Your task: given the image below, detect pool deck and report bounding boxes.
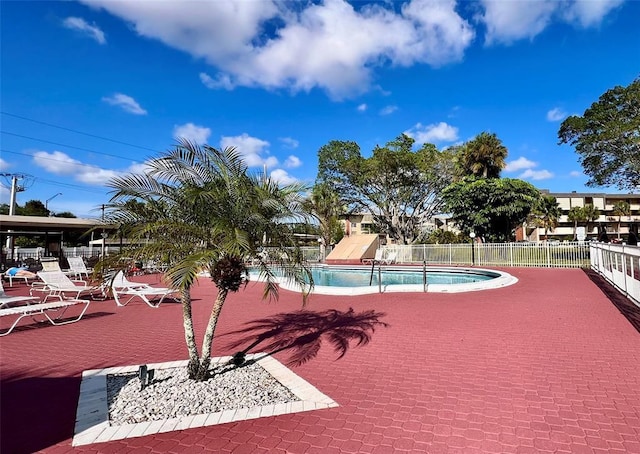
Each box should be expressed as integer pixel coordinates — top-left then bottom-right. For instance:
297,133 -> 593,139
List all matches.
2,267 -> 640,453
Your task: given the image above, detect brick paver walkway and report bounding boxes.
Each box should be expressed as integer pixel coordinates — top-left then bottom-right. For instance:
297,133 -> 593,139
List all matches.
2,268 -> 640,453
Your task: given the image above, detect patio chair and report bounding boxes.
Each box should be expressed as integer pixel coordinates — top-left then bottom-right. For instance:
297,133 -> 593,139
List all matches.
105,271 -> 180,308
67,256 -> 93,279
362,249 -> 384,265
40,257 -> 64,272
0,298 -> 91,336
380,252 -> 397,265
34,271 -> 102,300
2,266 -> 39,287
0,279 -> 39,308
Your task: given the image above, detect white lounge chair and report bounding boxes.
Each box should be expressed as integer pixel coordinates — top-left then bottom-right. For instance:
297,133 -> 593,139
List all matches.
40,258 -> 64,272
362,249 -> 384,265
0,298 -> 91,336
381,252 -> 397,265
0,279 -> 39,308
2,267 -> 39,287
106,271 -> 179,308
67,256 -> 93,279
34,271 -> 102,300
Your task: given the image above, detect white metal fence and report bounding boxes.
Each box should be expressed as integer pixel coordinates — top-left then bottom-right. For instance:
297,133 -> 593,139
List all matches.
384,242 -> 591,268
590,242 -> 640,307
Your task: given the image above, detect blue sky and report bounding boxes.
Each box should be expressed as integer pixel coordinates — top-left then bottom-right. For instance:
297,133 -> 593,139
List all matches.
1,0 -> 638,218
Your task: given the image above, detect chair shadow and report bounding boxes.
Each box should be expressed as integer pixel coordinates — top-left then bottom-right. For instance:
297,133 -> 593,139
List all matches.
220,307 -> 389,368
1,311 -> 114,335
582,268 -> 640,333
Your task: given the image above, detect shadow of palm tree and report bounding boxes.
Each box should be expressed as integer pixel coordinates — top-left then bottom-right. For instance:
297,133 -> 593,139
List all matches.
222,308 -> 388,367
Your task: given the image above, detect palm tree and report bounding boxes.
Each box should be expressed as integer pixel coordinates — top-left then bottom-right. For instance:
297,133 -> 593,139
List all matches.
457,132 -> 508,179
530,195 -> 562,240
612,201 -> 631,239
304,184 -> 344,258
567,206 -> 586,240
104,140 -> 313,381
582,204 -> 601,238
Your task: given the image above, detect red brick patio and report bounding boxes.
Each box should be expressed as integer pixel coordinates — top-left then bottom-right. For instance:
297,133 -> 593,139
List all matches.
2,268 -> 640,453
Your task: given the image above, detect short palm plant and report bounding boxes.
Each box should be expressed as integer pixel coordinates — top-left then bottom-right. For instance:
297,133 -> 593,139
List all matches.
104,140 -> 313,381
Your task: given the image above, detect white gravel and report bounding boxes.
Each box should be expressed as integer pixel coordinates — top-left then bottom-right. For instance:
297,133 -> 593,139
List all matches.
107,360 -> 300,425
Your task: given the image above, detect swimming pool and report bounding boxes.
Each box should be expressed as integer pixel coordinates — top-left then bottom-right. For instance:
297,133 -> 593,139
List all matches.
250,265 -> 518,295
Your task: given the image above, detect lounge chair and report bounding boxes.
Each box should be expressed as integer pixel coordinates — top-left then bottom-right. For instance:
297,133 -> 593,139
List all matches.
40,258 -> 64,272
0,298 -> 91,336
67,256 -> 93,279
0,279 -> 39,308
34,271 -> 102,300
2,266 -> 39,287
362,249 -> 384,265
106,271 -> 180,308
380,252 -> 397,265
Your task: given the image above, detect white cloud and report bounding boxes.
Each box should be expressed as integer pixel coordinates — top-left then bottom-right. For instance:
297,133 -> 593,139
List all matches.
504,155 -> 553,180
284,155 -> 302,168
270,168 -> 298,185
0,158 -> 9,171
505,156 -> 537,172
31,150 -> 145,185
405,121 -> 459,144
357,103 -> 367,112
380,105 -> 398,116
546,107 -> 567,122
519,169 -> 554,180
569,170 -> 583,177
62,16 -> 106,44
220,133 -> 273,168
563,0 -> 624,27
102,93 -> 147,115
200,72 -> 234,90
80,0 -> 474,99
173,123 -> 211,145
478,0 -> 623,45
279,137 -> 299,149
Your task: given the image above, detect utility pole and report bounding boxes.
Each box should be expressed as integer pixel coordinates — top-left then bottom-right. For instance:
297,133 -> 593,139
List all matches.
2,174 -> 26,254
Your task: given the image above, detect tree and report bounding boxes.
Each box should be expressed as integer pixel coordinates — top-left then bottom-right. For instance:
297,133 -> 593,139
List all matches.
53,211 -> 77,218
317,134 -> 456,244
529,195 -> 562,240
612,201 -> 631,239
441,177 -> 541,242
558,78 -> 640,190
304,184 -> 344,254
582,204 -> 601,237
567,206 -> 586,240
456,132 -> 507,179
105,140 -> 313,381
17,200 -> 48,216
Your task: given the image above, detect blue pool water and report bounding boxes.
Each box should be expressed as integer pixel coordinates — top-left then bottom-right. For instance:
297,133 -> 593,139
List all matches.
251,266 -> 498,288
308,267 -> 496,287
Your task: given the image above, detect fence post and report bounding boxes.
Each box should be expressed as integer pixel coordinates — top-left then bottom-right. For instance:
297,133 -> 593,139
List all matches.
509,242 -> 514,267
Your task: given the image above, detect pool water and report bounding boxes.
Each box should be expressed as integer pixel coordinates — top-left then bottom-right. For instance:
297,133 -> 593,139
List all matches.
309,267 -> 495,287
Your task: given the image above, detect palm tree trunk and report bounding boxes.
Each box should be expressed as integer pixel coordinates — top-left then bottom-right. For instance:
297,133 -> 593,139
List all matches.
180,288 -> 200,379
618,217 -> 621,239
195,288 -> 228,381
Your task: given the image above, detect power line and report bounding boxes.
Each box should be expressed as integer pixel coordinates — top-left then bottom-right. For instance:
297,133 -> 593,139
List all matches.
0,149 -> 126,171
1,111 -> 158,152
35,177 -> 109,194
1,130 -> 145,163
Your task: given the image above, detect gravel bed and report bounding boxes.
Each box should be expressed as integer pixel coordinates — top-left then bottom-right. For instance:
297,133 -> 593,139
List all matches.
107,361 -> 300,424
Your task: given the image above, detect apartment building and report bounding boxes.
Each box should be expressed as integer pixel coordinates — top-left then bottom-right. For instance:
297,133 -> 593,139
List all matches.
521,191 -> 640,241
